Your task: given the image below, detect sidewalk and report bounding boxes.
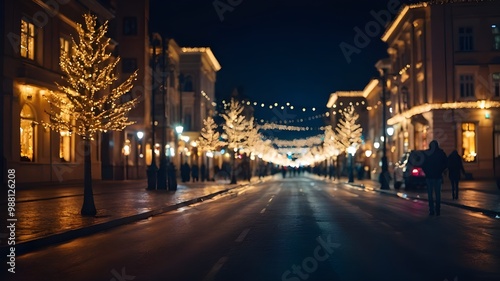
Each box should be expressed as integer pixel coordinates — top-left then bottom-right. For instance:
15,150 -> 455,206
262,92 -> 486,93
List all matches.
1,177 -> 270,255
312,174 -> 500,217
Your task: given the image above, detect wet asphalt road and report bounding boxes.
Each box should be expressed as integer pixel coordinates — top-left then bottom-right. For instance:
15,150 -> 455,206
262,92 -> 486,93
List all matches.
10,177 -> 500,281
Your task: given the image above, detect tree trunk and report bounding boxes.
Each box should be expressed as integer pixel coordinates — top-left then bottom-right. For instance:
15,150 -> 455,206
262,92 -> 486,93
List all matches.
230,150 -> 237,184
206,155 -> 210,181
81,138 -> 97,216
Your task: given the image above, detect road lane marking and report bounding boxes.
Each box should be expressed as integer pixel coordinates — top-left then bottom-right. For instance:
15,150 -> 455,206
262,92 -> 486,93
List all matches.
235,228 -> 250,242
260,208 -> 266,214
202,257 -> 228,281
268,197 -> 273,203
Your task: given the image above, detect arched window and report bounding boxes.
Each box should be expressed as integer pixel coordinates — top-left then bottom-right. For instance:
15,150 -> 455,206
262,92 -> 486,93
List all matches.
59,112 -> 73,162
20,104 -> 36,161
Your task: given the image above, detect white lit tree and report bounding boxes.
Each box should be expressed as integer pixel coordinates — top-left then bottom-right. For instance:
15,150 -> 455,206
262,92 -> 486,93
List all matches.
220,98 -> 252,184
335,106 -> 363,153
323,125 -> 340,157
198,116 -> 226,180
335,105 -> 362,182
43,13 -> 139,216
240,117 -> 260,154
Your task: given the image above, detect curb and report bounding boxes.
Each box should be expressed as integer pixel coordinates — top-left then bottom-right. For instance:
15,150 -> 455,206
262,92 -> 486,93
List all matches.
344,182 -> 500,217
2,183 -> 250,256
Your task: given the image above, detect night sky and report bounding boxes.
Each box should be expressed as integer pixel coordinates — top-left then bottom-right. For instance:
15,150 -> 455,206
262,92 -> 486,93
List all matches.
149,0 -> 417,139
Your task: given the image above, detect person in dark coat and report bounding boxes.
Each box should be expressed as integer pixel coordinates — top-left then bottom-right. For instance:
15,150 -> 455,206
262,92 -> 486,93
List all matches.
200,163 -> 206,182
191,163 -> 199,182
181,162 -> 190,182
447,150 -> 466,200
421,140 -> 448,216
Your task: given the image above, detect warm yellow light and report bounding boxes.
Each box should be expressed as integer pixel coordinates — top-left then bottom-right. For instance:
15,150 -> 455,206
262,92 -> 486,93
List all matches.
122,140 -> 131,156
365,150 -> 373,157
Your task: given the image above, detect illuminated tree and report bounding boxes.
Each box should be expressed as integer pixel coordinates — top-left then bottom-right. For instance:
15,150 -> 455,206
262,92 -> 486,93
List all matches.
335,105 -> 362,182
335,105 -> 362,153
240,118 -> 260,154
198,116 -> 226,180
199,116 -> 225,153
323,125 -> 340,157
43,13 -> 139,216
220,98 -> 252,183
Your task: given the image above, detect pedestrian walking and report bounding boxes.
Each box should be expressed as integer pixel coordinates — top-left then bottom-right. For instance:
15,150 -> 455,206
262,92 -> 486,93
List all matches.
447,150 -> 466,200
421,140 -> 448,216
181,162 -> 191,182
200,163 -> 206,182
191,163 -> 199,182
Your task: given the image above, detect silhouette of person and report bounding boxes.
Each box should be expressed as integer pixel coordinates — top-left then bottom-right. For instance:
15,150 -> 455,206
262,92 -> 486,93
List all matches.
191,163 -> 199,182
181,162 -> 190,182
421,140 -> 448,216
447,150 -> 466,200
200,163 -> 206,182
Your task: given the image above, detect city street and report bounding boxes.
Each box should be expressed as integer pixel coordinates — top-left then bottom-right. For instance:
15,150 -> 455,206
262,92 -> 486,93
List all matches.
10,177 -> 500,281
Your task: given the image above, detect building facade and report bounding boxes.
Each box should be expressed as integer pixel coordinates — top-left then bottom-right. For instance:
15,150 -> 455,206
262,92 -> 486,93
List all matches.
2,0 -> 120,184
101,0 -> 150,180
378,1 -> 500,179
1,0 -> 224,185
177,47 -> 221,175
326,91 -> 369,178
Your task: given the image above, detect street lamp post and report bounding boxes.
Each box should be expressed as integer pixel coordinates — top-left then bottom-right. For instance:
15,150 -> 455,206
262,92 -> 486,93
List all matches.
147,34 -> 161,190
230,148 -> 238,184
175,125 -> 184,169
378,68 -> 391,190
122,139 -> 131,180
347,145 -> 357,183
136,131 -> 143,179
157,37 -> 169,190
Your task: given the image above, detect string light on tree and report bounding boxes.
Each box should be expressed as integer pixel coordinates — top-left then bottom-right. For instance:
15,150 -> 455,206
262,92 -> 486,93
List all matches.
220,98 -> 254,184
42,13 -> 139,216
198,116 -> 226,181
335,105 -> 363,154
334,105 -> 362,183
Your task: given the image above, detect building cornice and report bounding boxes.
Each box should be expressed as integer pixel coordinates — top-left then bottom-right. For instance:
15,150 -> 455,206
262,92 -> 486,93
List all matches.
33,0 -> 77,29
327,91 -> 364,108
181,47 -> 221,71
362,79 -> 380,99
381,3 -> 428,42
387,100 -> 498,125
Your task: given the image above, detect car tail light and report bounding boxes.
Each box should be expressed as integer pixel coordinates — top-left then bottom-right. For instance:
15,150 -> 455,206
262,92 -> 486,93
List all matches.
411,167 -> 425,177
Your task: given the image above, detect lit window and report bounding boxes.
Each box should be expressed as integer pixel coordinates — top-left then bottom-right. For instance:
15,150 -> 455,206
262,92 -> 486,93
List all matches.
458,27 -> 473,51
492,24 -> 500,50
20,20 -> 35,60
462,123 -> 477,162
493,73 -> 500,97
20,104 -> 36,161
58,111 -> 74,162
459,74 -> 475,98
59,131 -> 71,162
60,36 -> 70,58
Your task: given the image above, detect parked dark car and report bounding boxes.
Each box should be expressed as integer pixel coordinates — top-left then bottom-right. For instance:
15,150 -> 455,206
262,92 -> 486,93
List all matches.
394,150 -> 427,190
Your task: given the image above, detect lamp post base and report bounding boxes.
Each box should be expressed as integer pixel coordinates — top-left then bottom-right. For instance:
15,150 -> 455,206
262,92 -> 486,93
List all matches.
230,174 -> 237,184
379,156 -> 390,190
379,172 -> 391,189
157,158 -> 168,190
